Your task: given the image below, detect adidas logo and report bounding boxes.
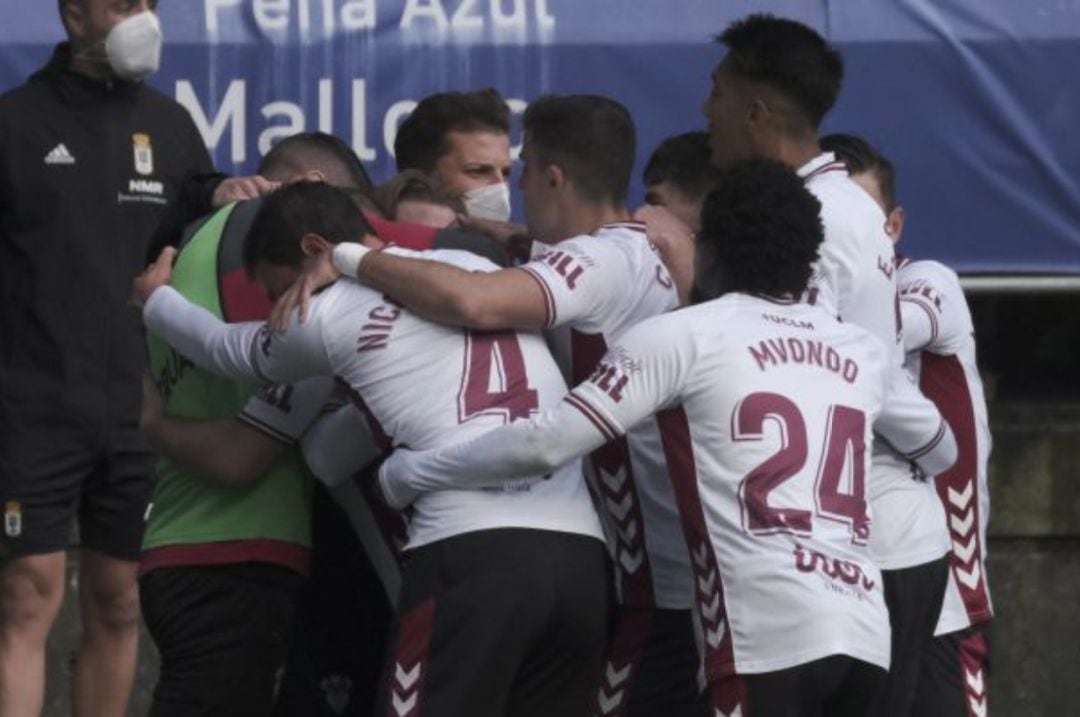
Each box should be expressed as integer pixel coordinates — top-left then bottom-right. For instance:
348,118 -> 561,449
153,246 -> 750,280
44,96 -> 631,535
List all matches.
44,143 -> 76,165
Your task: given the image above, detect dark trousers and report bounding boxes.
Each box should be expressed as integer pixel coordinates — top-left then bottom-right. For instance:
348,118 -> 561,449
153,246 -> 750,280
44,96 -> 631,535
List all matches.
873,555 -> 951,717
377,528 -> 611,717
140,563 -> 302,717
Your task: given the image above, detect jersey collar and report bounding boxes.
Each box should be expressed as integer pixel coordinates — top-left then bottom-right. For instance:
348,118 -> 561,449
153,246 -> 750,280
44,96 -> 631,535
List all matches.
797,152 -> 847,182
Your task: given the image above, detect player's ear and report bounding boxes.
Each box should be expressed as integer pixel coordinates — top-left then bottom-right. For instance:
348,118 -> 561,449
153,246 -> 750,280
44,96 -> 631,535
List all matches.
885,206 -> 905,244
545,164 -> 565,192
60,0 -> 88,42
299,232 -> 332,256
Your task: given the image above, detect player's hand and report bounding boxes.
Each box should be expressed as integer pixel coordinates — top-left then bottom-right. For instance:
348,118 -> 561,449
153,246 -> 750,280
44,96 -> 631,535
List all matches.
211,175 -> 280,208
131,246 -> 178,309
269,250 -> 341,331
139,372 -> 164,436
633,204 -> 695,305
456,214 -> 532,261
376,452 -> 421,510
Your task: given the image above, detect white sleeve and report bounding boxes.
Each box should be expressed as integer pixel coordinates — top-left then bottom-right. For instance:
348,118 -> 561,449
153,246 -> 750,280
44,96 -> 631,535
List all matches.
518,238 -> 617,329
378,315 -> 693,508
238,376 -> 336,445
143,286 -> 333,385
899,263 -> 968,354
874,364 -> 958,475
300,404 -> 381,487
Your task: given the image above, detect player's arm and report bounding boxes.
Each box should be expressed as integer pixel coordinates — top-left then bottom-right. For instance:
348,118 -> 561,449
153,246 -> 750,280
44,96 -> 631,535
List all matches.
899,263 -> 966,354
378,316 -> 693,508
141,376 -> 337,486
341,244 -> 548,330
142,285 -> 332,385
300,403 -> 382,488
874,364 -> 958,476
634,204 -> 695,306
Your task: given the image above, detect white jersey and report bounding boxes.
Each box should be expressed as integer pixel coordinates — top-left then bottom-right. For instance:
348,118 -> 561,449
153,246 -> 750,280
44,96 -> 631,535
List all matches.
143,247 -> 603,551
800,152 -> 949,569
238,376 -> 336,445
521,222 -> 691,609
899,259 -> 993,633
381,294 -> 955,677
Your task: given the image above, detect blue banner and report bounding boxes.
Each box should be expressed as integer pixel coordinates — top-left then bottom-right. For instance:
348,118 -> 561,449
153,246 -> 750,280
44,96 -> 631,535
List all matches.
3,0 -> 1079,273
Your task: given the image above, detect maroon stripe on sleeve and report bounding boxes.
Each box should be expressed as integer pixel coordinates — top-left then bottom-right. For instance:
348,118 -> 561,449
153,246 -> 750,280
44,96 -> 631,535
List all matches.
520,265 -> 557,328
565,393 -> 619,442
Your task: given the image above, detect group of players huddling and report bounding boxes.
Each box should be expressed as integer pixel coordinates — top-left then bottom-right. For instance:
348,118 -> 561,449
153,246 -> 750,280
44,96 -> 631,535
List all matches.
131,13 -> 993,717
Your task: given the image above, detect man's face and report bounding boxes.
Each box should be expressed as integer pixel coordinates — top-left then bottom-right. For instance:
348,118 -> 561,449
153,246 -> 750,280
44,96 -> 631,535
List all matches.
644,181 -> 703,233
432,130 -> 512,197
64,0 -> 157,52
517,139 -> 558,242
253,260 -> 300,303
702,60 -> 757,170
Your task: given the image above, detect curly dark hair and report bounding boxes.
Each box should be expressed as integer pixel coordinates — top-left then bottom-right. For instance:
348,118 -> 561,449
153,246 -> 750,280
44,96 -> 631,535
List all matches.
394,89 -> 510,173
697,159 -> 823,298
243,182 -> 373,271
820,133 -> 897,211
717,14 -> 844,130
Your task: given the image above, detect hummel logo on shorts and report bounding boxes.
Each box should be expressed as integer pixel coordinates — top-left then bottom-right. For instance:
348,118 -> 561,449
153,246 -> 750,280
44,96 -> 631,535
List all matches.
44,143 -> 76,165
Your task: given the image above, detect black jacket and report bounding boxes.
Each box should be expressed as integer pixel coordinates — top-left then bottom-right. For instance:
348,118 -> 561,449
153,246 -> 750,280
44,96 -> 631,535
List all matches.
0,45 -> 223,431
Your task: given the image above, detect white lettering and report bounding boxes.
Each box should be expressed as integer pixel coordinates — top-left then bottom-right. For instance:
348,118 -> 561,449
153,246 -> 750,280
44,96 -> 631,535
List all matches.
506,97 -> 527,159
254,0 -> 290,30
318,79 -> 334,133
176,79 -> 246,163
535,0 -> 555,29
297,0 -> 311,35
129,179 -> 164,195
205,0 -> 242,36
351,79 -> 378,161
491,0 -> 524,28
383,100 -> 418,157
400,0 -> 449,30
341,0 -> 376,30
452,0 -> 483,29
259,101 -> 306,155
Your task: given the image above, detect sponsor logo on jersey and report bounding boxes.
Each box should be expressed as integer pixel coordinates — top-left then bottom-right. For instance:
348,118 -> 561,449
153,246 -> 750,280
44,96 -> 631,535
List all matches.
44,143 -> 75,165
128,179 -> 164,196
133,132 -> 154,175
4,501 -> 21,538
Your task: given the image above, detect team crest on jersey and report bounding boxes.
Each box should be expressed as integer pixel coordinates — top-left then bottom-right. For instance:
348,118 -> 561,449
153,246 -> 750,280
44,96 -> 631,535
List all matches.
4,501 -> 22,538
132,133 -> 154,175
320,674 -> 352,714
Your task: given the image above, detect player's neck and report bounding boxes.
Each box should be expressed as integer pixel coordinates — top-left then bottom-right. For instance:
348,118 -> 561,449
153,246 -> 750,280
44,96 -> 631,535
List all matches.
554,201 -> 630,242
772,134 -> 822,173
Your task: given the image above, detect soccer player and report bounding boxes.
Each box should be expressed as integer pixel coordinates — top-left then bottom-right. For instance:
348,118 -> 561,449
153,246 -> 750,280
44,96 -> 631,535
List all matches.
276,95 -> 703,716
635,131 -> 720,305
132,181 -> 609,717
642,131 -> 719,233
376,159 -> 958,717
701,18 -> 960,704
822,133 -> 993,717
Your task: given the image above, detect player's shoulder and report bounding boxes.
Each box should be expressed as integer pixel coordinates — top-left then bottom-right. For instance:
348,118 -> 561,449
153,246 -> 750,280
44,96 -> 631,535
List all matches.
387,245 -> 500,273
899,257 -> 960,288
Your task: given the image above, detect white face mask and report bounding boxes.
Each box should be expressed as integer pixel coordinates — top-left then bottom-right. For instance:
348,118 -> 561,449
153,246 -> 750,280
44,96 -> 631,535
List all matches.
462,182 -> 512,223
105,11 -> 163,81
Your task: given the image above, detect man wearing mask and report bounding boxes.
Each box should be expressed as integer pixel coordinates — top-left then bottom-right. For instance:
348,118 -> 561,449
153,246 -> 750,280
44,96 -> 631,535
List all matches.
394,88 -> 514,222
0,2 -> 270,715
